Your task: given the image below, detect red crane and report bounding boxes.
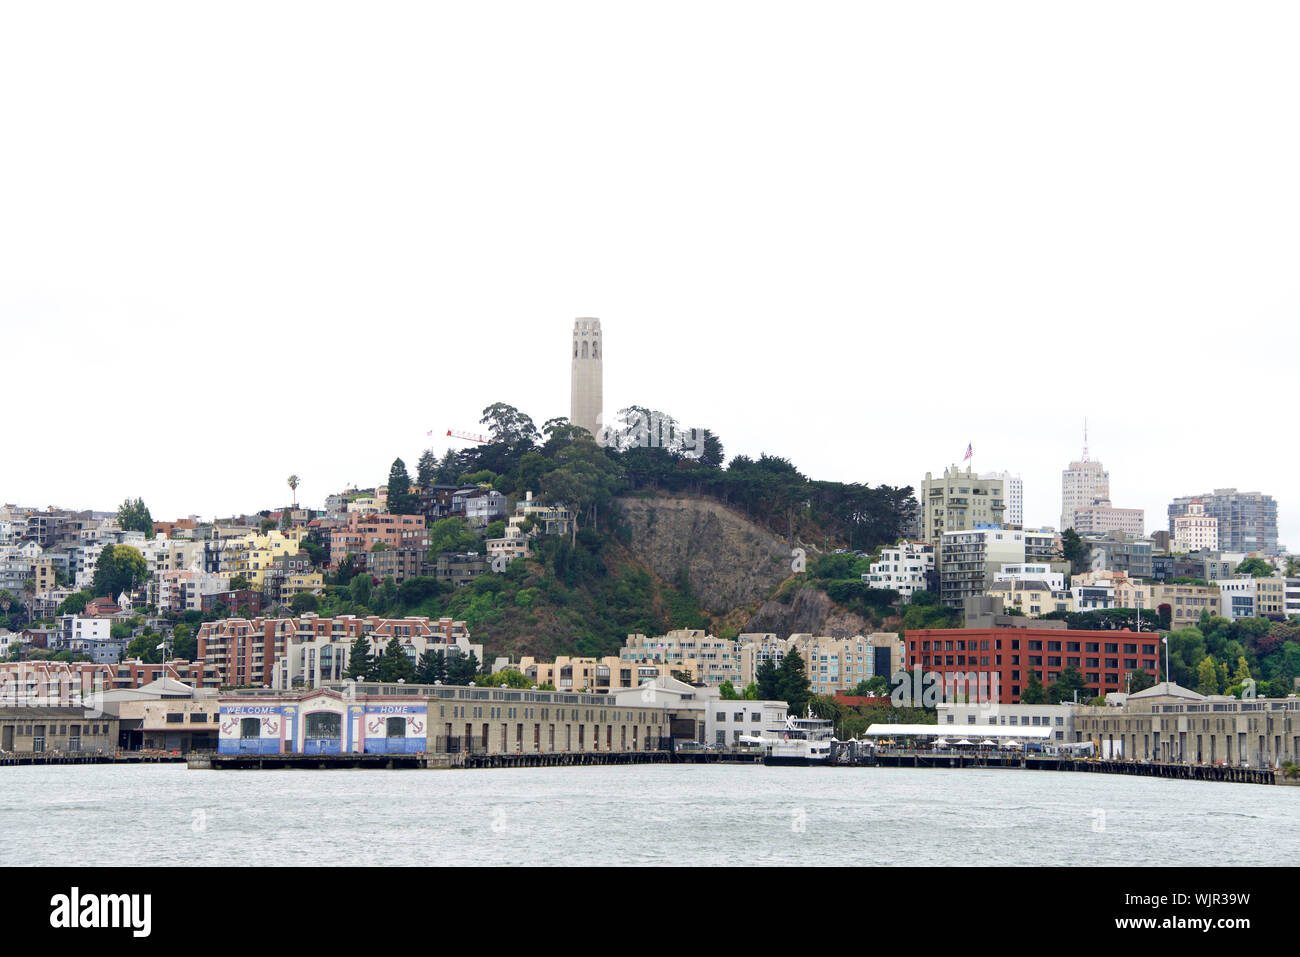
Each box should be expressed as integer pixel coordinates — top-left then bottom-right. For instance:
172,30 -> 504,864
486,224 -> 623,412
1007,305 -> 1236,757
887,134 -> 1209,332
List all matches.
445,428 -> 490,444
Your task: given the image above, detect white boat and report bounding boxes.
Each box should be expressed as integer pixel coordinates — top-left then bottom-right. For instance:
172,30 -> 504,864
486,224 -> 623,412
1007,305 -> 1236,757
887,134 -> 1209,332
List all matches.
745,708 -> 835,766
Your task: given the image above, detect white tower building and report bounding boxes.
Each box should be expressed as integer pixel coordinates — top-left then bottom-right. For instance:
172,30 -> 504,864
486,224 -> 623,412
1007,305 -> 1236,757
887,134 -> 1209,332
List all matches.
1061,423 -> 1109,533
570,318 -> 603,439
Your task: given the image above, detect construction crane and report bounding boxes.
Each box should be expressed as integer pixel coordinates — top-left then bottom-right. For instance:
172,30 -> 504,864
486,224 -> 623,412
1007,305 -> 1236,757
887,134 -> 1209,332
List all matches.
445,428 -> 490,444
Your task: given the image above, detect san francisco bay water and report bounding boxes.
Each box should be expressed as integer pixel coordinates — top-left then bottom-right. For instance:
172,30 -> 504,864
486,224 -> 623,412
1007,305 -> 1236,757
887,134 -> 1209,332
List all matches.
1,763 -> 1295,866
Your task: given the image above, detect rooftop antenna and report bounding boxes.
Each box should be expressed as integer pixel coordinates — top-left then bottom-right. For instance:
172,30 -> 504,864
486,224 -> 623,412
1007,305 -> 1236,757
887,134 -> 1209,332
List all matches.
1082,419 -> 1090,461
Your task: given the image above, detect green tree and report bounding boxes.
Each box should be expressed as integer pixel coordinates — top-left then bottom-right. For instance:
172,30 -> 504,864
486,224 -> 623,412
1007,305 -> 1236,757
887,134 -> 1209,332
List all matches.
57,591 -> 91,616
344,635 -> 374,680
1060,528 -> 1086,575
756,658 -> 781,701
415,449 -> 438,489
445,649 -> 480,685
718,680 -> 740,700
116,498 -> 154,538
476,669 -> 532,688
290,592 -> 319,614
171,623 -> 197,661
1020,669 -> 1046,704
415,649 -> 447,684
479,402 -> 540,448
1196,656 -> 1220,695
229,574 -> 252,591
1127,668 -> 1155,693
1047,665 -> 1087,704
387,458 -> 416,514
538,440 -> 624,542
124,632 -> 162,664
91,545 -> 148,598
777,647 -> 812,715
350,574 -> 372,606
426,518 -> 480,555
287,474 -> 300,507
1235,557 -> 1274,578
853,675 -> 892,697
378,637 -> 415,683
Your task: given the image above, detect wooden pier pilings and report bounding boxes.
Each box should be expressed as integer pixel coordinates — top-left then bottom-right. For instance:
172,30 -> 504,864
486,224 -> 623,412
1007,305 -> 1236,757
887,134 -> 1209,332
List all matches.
865,750 -> 1278,785
189,748 -> 764,771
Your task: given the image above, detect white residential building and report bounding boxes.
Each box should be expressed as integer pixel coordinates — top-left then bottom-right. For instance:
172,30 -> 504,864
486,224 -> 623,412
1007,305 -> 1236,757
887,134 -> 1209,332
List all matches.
981,471 -> 1023,527
994,563 -> 1065,593
1172,500 -> 1218,553
864,541 -> 934,599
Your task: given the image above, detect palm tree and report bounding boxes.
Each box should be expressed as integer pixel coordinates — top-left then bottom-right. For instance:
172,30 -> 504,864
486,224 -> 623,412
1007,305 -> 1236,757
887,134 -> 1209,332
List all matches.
21,578 -> 36,622
287,475 -> 300,509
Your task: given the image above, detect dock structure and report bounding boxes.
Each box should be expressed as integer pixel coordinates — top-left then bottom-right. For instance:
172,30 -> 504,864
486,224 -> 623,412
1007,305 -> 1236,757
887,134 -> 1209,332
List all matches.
0,752 -> 186,767
858,749 -> 1279,785
190,748 -> 765,770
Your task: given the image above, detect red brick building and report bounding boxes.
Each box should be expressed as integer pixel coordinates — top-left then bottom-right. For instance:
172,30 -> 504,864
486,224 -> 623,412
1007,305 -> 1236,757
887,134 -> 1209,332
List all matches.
906,627 -> 1162,704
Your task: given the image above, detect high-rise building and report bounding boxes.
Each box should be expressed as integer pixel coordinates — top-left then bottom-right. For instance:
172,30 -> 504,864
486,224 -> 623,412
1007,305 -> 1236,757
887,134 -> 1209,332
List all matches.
981,471 -> 1023,526
1168,489 -> 1279,556
920,466 -> 1005,546
1060,426 -> 1109,532
939,527 -> 1029,608
570,317 -> 603,440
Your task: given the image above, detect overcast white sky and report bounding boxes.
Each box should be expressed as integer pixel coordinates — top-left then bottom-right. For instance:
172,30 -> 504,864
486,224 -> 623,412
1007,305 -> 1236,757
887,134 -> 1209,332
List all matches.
2,2 -> 1296,548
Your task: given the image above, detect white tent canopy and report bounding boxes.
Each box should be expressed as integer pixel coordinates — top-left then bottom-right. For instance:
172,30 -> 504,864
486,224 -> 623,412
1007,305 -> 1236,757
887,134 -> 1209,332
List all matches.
862,724 -> 1054,739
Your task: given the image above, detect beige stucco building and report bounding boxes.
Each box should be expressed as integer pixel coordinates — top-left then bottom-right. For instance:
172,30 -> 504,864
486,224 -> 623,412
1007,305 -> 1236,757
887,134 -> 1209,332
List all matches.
1074,683 -> 1300,767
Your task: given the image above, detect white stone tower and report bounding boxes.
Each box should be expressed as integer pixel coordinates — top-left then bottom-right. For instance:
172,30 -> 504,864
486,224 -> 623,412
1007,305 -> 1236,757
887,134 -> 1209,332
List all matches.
570,318 -> 603,439
1061,421 -> 1110,532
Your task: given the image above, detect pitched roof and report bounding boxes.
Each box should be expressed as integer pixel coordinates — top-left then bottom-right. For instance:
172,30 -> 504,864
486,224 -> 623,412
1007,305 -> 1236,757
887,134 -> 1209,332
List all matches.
1129,681 -> 1205,701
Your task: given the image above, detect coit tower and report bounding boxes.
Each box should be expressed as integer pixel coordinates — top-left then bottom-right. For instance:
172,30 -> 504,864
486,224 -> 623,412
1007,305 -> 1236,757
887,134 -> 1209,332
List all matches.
570,318 -> 603,439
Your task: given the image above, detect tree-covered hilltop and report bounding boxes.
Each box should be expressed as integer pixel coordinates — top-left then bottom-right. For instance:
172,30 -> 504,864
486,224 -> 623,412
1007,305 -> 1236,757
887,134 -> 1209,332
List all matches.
284,402 -> 921,661
424,402 -> 918,551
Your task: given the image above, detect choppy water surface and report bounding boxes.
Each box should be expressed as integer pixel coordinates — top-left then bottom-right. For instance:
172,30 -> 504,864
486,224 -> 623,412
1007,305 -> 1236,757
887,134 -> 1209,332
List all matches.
1,763 -> 1294,866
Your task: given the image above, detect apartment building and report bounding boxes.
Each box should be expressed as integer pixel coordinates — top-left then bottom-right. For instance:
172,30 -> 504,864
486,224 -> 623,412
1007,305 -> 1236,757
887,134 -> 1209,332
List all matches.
1172,500 -> 1218,553
1213,577 -> 1287,621
433,552 -> 487,588
329,513 -> 427,568
987,579 -> 1069,618
864,541 -> 934,599
1061,442 -> 1109,533
1169,489 -> 1279,556
513,656 -> 669,694
980,471 -> 1023,526
1149,582 -> 1221,629
1070,500 -> 1145,538
788,632 -> 904,697
907,626 -> 1162,704
920,466 -> 1005,548
939,527 -> 1028,608
192,614 -> 473,690
620,629 -> 741,686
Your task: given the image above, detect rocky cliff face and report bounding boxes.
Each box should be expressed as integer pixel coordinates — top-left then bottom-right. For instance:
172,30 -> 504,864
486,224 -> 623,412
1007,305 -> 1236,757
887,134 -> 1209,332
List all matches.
742,587 -> 875,638
613,496 -> 793,615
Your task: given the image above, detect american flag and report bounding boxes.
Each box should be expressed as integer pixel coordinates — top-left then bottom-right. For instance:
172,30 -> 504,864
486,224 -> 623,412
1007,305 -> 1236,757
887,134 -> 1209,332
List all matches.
963,443 -> 973,461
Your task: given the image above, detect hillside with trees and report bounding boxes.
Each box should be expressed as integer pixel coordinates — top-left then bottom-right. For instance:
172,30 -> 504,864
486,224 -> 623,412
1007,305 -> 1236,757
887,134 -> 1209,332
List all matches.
301,401 -> 922,659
